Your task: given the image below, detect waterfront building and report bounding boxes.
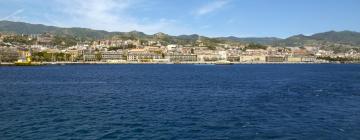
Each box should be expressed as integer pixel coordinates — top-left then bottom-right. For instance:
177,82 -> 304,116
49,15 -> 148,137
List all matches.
82,50 -> 97,62
100,51 -> 123,61
83,54 -> 96,61
66,49 -> 83,62
197,54 -> 220,62
287,56 -> 302,62
266,56 -> 285,62
227,55 -> 240,62
166,54 -> 197,62
286,56 -> 316,62
301,56 -> 316,62
127,49 -> 162,62
240,55 -> 266,62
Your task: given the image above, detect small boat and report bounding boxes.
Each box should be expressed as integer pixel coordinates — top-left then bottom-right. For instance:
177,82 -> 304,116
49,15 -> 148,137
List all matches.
15,61 -> 32,66
15,61 -> 44,66
15,48 -> 44,66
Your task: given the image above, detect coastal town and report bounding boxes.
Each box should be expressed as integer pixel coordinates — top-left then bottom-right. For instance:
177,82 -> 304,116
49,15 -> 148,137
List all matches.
2,1 -> 360,140
1,32 -> 360,65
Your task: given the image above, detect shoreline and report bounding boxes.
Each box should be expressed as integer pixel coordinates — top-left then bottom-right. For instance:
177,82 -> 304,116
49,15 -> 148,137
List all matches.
1,61 -> 359,66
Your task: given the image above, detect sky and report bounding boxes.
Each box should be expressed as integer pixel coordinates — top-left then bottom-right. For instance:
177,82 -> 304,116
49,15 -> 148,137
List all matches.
0,0 -> 359,38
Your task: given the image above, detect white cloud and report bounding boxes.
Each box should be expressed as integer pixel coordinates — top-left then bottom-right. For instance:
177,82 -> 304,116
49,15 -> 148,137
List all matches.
195,0 -> 229,16
50,0 -> 187,35
1,9 -> 24,21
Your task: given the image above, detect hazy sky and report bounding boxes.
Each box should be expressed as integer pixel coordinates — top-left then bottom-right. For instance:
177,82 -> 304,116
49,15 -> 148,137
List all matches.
0,0 -> 359,38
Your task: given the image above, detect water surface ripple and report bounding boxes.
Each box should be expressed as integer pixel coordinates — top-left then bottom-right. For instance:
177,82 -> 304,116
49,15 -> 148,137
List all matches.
0,64 -> 360,139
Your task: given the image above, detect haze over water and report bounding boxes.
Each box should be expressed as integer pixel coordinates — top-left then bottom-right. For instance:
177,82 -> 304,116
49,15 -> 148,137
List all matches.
1,64 -> 360,139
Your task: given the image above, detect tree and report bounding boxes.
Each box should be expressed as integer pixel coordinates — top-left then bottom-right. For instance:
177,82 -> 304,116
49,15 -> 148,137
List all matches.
3,35 -> 35,45
95,53 -> 102,61
52,36 -> 78,47
206,46 -> 216,50
243,43 -> 267,50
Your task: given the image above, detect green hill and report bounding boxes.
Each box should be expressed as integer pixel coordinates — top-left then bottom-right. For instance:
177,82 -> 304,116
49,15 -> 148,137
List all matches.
311,31 -> 360,46
217,36 -> 282,45
0,20 -> 115,39
275,31 -> 360,47
1,20 -> 360,47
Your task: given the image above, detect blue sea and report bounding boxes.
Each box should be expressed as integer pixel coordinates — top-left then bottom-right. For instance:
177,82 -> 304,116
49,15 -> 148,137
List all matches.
0,64 -> 360,139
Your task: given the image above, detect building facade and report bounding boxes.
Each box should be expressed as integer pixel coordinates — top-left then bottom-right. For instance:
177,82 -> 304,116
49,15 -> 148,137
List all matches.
101,51 -> 123,61
127,49 -> 163,62
266,56 -> 285,62
166,54 -> 197,62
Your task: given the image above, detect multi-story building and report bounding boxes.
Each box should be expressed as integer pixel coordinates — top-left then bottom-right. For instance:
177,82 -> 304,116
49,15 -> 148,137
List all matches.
240,55 -> 266,62
286,56 -> 316,62
227,55 -> 240,62
166,54 -> 197,62
66,49 -> 83,62
266,56 -> 285,62
83,54 -> 96,61
286,56 -> 302,62
100,51 -> 123,61
301,56 -> 316,62
144,46 -> 165,54
127,49 -> 162,62
82,50 -> 97,61
197,54 -> 220,62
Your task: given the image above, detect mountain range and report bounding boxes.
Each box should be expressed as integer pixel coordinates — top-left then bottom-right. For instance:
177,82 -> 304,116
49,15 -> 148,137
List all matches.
1,20 -> 360,47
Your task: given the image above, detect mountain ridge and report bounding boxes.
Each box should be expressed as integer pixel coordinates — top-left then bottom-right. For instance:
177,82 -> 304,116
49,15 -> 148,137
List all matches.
1,20 -> 360,47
